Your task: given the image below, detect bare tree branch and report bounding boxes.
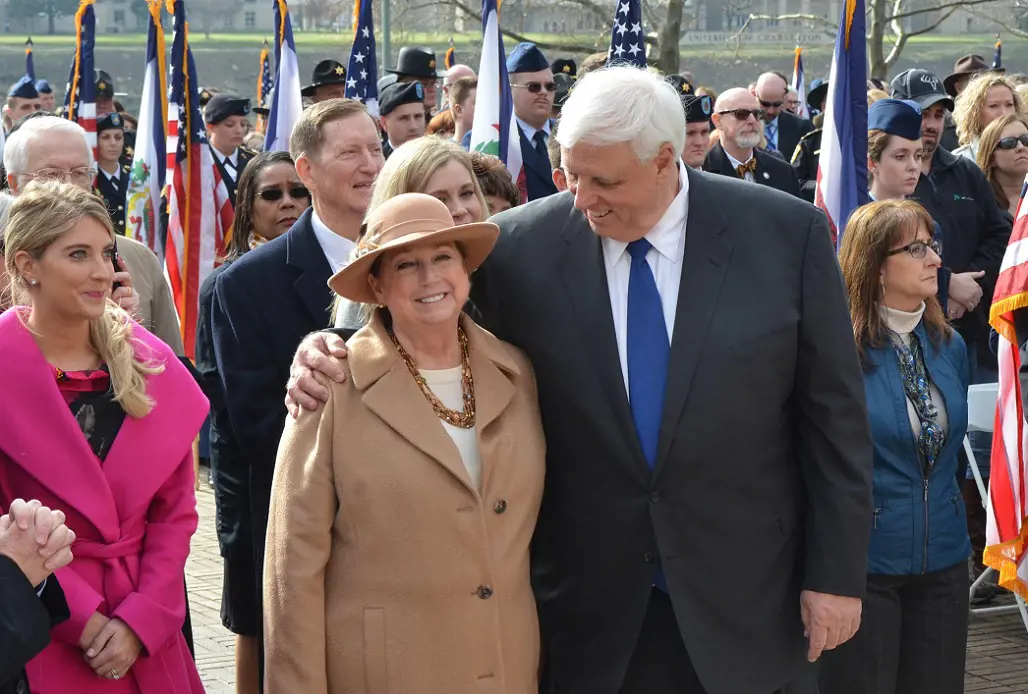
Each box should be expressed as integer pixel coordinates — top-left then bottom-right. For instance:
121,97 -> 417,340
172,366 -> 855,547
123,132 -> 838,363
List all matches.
885,0 -> 1002,23
434,0 -> 602,51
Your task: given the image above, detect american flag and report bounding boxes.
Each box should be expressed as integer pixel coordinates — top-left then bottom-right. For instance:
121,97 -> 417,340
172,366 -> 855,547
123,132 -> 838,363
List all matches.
607,0 -> 645,68
985,174 -> 1028,601
256,39 -> 273,131
166,0 -> 234,359
25,37 -> 34,81
344,0 -> 379,117
63,0 -> 97,159
814,0 -> 867,248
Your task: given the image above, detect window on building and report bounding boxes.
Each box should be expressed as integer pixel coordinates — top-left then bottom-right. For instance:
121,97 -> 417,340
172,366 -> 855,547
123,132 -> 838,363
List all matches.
223,16 -> 235,29
245,11 -> 257,29
113,10 -> 126,24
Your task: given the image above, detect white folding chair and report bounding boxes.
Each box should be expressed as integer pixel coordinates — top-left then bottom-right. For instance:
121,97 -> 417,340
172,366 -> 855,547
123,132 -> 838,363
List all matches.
962,382 -> 1028,632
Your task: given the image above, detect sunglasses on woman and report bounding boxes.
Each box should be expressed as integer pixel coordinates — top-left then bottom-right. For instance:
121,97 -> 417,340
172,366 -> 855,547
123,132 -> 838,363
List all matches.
996,134 -> 1028,150
511,82 -> 557,94
886,238 -> 943,259
258,185 -> 311,202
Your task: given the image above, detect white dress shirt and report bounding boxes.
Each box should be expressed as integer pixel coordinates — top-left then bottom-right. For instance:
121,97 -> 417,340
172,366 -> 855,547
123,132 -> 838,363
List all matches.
310,208 -> 357,273
724,148 -> 756,183
214,147 -> 240,181
100,165 -> 120,183
601,163 -> 690,396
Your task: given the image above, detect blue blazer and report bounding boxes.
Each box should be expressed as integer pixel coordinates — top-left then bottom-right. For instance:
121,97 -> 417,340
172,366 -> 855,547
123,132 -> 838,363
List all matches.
862,320 -> 971,575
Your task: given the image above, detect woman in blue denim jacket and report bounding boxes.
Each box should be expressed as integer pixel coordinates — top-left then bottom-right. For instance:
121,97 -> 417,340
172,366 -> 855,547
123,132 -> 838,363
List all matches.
819,200 -> 971,694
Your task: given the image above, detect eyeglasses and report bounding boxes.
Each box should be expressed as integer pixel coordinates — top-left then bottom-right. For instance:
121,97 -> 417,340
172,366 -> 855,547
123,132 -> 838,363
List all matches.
20,167 -> 97,185
511,82 -> 557,94
886,238 -> 943,259
759,99 -> 784,109
257,185 -> 310,202
996,134 -> 1028,150
717,108 -> 764,121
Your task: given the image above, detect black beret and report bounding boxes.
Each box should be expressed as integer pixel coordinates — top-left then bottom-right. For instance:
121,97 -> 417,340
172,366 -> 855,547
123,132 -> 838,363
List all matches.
682,94 -> 713,124
379,81 -> 425,116
97,111 -> 125,133
204,94 -> 251,124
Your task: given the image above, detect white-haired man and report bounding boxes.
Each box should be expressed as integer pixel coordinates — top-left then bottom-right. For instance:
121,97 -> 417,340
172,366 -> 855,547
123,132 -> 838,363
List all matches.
284,66 -> 873,694
704,88 -> 802,198
3,116 -> 183,354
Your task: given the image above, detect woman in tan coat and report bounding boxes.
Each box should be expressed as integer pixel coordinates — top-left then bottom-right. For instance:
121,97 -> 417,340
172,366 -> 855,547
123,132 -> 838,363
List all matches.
263,193 -> 546,694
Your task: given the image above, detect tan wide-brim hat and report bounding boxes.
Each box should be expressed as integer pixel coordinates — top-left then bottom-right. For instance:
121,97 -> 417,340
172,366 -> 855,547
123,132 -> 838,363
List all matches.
328,192 -> 499,304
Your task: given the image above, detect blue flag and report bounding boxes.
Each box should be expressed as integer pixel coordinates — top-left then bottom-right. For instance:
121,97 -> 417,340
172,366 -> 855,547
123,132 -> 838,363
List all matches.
344,0 -> 379,117
994,37 -> 1003,70
25,37 -> 34,81
607,0 -> 645,68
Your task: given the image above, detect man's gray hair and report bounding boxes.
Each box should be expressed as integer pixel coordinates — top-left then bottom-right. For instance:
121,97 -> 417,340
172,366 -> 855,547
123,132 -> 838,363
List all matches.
3,116 -> 94,177
556,66 -> 685,162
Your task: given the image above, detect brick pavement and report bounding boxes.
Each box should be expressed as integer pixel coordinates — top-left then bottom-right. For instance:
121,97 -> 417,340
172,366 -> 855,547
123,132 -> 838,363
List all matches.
185,469 -> 1028,693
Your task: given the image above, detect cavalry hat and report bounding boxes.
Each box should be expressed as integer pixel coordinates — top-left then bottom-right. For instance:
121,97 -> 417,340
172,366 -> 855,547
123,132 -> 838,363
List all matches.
97,111 -> 124,133
33,79 -> 53,95
506,42 -> 549,74
890,69 -> 954,113
94,70 -> 115,98
807,78 -> 828,111
944,54 -> 1002,97
328,193 -> 499,303
204,94 -> 251,124
868,99 -> 922,140
666,74 -> 694,96
553,73 -> 574,107
379,81 -> 424,116
385,47 -> 438,78
8,76 -> 38,99
199,87 -> 219,110
551,58 -> 577,79
302,59 -> 348,97
682,94 -> 713,124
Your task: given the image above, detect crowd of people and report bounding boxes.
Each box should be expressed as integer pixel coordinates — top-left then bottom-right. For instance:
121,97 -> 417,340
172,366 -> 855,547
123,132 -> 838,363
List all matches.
0,37 -> 1021,694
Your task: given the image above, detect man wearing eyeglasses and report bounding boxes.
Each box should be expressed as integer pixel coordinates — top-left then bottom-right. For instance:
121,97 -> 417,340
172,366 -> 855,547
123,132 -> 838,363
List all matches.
704,88 -> 802,198
3,115 -> 184,355
753,73 -> 813,162
507,42 -> 559,202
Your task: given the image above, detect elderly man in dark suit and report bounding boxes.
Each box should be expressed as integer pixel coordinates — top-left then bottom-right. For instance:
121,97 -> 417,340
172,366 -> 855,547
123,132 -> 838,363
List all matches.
285,66 -> 873,694
210,98 -> 384,690
754,72 -> 814,160
705,87 -> 802,198
1,499 -> 74,694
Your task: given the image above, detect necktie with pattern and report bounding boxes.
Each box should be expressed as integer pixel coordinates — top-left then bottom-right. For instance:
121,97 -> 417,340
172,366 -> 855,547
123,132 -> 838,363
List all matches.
735,158 -> 757,178
765,121 -> 778,151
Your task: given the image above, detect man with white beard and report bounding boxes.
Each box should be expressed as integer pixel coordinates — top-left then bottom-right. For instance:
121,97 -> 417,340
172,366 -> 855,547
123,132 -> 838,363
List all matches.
703,87 -> 801,198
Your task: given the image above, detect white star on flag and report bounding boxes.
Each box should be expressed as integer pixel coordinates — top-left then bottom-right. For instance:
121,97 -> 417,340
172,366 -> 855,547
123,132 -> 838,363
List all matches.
362,26 -> 370,38
628,43 -> 641,56
608,0 -> 646,67
631,22 -> 641,33
619,2 -> 629,13
355,51 -> 365,63
616,22 -> 627,35
347,77 -> 357,88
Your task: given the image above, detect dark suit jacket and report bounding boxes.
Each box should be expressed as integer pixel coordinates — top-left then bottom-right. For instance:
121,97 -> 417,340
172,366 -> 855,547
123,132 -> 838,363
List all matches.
94,164 -> 131,236
211,208 -> 335,581
772,111 -> 814,164
1,558 -> 69,694
470,170 -> 873,694
704,141 -> 803,199
518,123 -> 558,202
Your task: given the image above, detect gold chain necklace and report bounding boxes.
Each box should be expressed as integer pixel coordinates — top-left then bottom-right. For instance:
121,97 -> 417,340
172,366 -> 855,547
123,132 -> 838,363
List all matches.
390,327 -> 476,429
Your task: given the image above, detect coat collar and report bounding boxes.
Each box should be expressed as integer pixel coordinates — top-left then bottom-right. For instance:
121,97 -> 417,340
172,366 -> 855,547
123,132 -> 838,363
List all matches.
347,312 -> 521,494
285,208 -> 336,326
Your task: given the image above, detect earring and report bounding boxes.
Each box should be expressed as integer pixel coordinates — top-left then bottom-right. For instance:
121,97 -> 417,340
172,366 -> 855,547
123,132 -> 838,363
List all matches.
28,279 -> 38,286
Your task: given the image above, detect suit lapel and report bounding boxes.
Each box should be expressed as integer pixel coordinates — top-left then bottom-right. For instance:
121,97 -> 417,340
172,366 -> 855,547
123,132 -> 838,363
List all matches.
519,125 -> 552,181
286,209 -> 335,328
654,170 -> 733,477
707,143 -> 739,179
753,151 -> 773,188
558,211 -> 650,480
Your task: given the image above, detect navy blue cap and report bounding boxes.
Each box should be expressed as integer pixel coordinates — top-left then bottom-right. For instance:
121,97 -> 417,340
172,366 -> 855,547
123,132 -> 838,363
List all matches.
34,79 -> 53,94
204,94 -> 250,124
379,81 -> 425,116
868,99 -> 923,140
97,111 -> 124,133
682,94 -> 713,124
8,76 -> 38,99
506,42 -> 549,74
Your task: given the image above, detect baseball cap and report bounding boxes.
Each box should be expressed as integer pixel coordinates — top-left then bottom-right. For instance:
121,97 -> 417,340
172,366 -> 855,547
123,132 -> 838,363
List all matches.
890,69 -> 954,112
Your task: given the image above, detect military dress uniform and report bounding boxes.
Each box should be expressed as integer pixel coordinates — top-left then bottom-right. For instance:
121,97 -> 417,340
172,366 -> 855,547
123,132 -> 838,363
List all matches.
96,162 -> 132,236
204,94 -> 256,207
791,127 -> 822,204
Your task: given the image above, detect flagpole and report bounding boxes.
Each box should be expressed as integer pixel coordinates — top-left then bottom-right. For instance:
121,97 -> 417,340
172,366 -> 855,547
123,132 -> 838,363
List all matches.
382,0 -> 391,75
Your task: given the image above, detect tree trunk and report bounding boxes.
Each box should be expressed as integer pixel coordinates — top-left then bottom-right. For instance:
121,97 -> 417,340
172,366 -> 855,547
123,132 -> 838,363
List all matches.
48,12 -> 57,35
866,0 -> 887,79
657,0 -> 683,74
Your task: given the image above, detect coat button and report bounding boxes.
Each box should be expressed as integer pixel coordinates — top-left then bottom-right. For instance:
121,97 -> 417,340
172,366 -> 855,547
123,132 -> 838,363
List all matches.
476,585 -> 493,599
493,499 -> 507,514
16,679 -> 27,694
650,491 -> 660,503
643,551 -> 655,563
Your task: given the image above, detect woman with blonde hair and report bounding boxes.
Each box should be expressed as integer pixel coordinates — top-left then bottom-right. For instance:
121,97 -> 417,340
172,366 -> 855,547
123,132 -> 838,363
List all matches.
976,113 -> 1028,216
0,181 -> 207,693
953,72 -> 1022,161
333,137 -> 488,330
821,200 -> 970,694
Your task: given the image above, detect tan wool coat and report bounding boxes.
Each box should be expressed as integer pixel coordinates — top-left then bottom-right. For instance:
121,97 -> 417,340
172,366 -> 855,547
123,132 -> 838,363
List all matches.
264,313 -> 546,694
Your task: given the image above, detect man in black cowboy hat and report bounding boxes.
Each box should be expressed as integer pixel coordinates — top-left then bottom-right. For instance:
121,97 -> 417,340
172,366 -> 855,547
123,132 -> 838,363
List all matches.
205,94 -> 257,207
680,94 -> 713,169
551,58 -> 577,80
386,47 -> 440,112
378,81 -> 427,158
94,69 -> 116,115
940,54 -> 1003,150
94,112 -> 132,236
302,59 -> 348,103
791,78 -> 827,203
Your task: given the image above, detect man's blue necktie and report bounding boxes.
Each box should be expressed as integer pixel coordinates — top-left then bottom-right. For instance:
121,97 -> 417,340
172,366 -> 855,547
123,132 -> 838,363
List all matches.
626,239 -> 670,591
765,121 -> 778,151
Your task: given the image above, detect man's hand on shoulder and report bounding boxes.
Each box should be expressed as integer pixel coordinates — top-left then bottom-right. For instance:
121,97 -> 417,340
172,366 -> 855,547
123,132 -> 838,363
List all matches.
800,590 -> 862,662
284,331 -> 350,418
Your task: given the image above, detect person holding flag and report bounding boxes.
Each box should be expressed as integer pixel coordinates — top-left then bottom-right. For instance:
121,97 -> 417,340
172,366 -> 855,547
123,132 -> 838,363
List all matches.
205,94 -> 257,208
301,59 -> 347,104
